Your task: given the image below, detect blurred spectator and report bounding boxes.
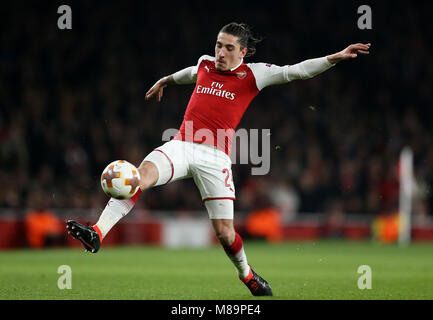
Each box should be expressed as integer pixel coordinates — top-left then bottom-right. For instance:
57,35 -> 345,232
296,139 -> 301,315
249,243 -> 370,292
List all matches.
269,178 -> 299,223
245,190 -> 283,242
412,167 -> 431,225
323,199 -> 345,238
24,189 -> 65,248
371,210 -> 399,244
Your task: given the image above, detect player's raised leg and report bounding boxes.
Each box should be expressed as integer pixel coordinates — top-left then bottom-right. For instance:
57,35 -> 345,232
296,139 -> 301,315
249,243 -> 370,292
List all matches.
206,200 -> 273,296
67,140 -> 190,252
93,161 -> 159,239
66,160 -> 159,252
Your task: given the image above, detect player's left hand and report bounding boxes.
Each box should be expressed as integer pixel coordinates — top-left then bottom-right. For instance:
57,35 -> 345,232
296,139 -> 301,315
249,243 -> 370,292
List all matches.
340,43 -> 371,59
327,43 -> 371,64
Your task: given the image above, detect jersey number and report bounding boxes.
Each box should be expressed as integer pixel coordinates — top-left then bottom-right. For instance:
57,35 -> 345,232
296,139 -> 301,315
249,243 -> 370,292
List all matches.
222,168 -> 234,192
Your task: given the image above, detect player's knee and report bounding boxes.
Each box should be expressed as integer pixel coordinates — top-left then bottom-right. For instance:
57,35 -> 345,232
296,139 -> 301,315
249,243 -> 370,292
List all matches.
214,226 -> 235,247
137,161 -> 158,190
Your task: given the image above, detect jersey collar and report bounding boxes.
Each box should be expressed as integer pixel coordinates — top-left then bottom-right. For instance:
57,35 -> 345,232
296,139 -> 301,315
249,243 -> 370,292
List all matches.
230,59 -> 244,72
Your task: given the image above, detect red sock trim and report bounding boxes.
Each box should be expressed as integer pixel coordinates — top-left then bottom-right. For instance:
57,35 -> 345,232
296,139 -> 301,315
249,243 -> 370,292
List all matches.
241,267 -> 253,283
92,225 -> 103,242
223,232 -> 243,255
129,188 -> 142,204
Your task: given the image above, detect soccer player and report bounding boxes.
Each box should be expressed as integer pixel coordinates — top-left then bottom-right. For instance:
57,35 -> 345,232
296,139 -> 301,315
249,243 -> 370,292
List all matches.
67,22 -> 370,296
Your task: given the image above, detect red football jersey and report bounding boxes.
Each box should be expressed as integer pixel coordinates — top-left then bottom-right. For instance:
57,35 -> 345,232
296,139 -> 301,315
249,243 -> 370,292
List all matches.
173,56 -> 259,156
172,54 -> 334,155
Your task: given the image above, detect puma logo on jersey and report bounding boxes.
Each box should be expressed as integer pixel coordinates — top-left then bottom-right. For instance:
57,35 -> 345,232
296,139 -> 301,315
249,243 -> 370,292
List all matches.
204,66 -> 210,72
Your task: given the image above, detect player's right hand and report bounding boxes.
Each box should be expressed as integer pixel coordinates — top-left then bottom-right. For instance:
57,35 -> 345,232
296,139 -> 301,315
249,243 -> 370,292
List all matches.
145,80 -> 166,102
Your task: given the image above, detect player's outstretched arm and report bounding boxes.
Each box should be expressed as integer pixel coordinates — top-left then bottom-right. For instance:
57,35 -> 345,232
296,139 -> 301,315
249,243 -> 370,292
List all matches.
327,43 -> 371,64
145,64 -> 197,102
251,43 -> 371,90
145,75 -> 175,102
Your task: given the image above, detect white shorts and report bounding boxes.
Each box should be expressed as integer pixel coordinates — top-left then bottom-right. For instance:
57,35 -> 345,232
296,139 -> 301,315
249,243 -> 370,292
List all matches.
143,140 -> 235,219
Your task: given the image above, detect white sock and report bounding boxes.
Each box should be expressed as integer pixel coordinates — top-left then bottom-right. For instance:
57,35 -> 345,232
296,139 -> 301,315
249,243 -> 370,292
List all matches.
95,197 -> 136,239
230,247 -> 250,279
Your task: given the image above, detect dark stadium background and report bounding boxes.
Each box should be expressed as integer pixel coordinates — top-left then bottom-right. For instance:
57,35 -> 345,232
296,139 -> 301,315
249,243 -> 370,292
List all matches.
1,0 -> 432,247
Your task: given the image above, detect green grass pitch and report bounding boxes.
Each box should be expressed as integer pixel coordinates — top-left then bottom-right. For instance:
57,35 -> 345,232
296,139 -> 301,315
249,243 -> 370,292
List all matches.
1,240 -> 432,300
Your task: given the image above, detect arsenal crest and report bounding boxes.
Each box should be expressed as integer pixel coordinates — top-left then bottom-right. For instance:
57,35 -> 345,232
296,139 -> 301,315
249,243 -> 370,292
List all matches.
236,70 -> 247,79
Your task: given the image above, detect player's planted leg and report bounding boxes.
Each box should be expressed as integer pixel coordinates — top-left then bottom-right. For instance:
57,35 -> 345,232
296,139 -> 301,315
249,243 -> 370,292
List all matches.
211,218 -> 273,296
241,266 -> 273,297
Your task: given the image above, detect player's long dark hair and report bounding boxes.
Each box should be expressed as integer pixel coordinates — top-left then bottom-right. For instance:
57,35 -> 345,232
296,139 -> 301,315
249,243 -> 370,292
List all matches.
219,22 -> 262,57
